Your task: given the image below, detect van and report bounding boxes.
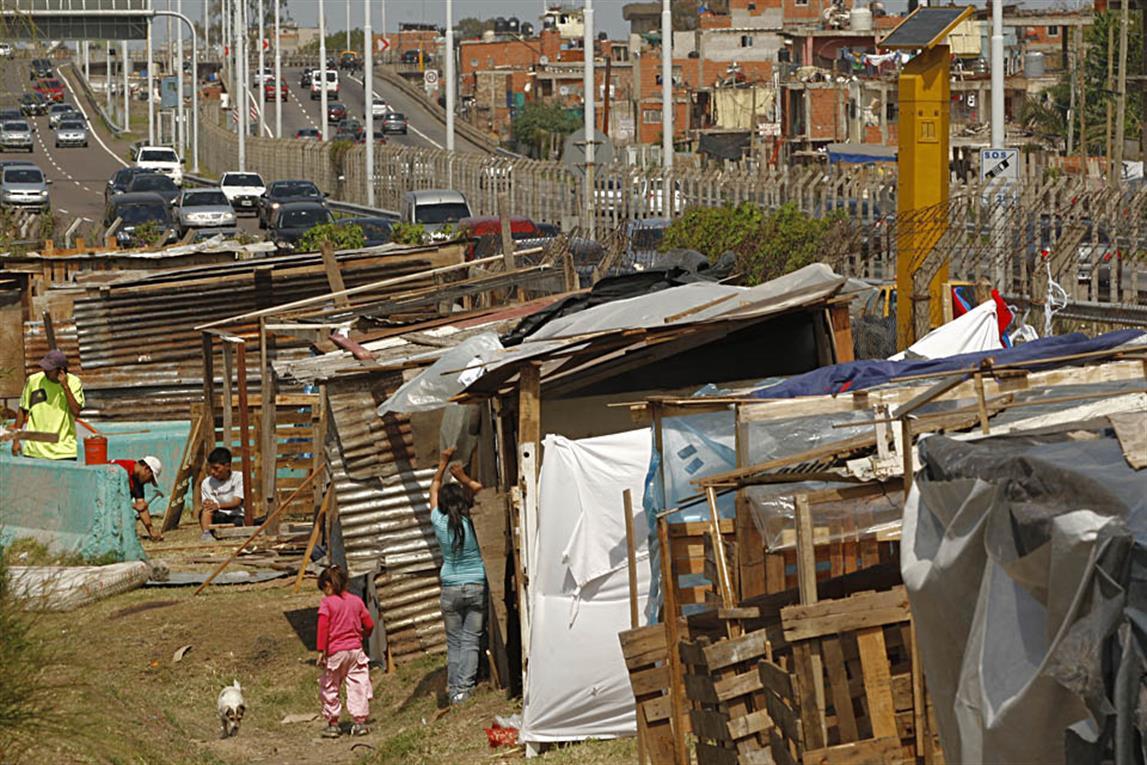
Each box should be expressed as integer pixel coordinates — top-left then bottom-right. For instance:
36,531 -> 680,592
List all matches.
309,69 -> 339,100
401,190 -> 472,238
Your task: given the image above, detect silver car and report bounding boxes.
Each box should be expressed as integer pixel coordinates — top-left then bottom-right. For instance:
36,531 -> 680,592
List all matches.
47,104 -> 78,129
0,120 -> 34,153
54,119 -> 88,148
177,188 -> 237,232
1,164 -> 51,211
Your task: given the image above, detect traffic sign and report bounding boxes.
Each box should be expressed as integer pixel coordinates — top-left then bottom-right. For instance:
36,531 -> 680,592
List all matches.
423,69 -> 438,86
377,37 -> 390,52
980,148 -> 1018,184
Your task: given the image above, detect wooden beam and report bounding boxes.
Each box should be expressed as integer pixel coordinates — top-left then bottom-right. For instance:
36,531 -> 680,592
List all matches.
259,318 -> 279,533
658,514 -> 689,765
235,341 -> 254,526
201,332 -> 216,449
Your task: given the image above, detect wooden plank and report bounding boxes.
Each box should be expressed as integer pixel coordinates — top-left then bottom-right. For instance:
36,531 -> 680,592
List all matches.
768,728 -> 799,765
669,519 -> 736,537
910,620 -> 927,758
683,672 -> 720,706
794,495 -> 817,606
630,665 -> 671,697
690,707 -> 733,744
711,668 -> 765,704
822,635 -> 860,743
658,515 -> 689,765
793,642 -> 827,750
780,588 -> 910,643
758,659 -> 793,698
802,736 -> 902,765
700,630 -> 769,673
726,708 -> 772,743
763,683 -> 802,747
857,626 -> 898,740
693,741 -> 740,765
642,694 -> 673,723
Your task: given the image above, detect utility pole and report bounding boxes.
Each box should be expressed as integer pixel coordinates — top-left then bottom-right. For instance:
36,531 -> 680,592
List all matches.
347,0 -> 352,51
122,40 -> 130,133
105,43 -> 113,119
275,0 -> 282,138
1114,0 -> 1129,187
1107,17 -> 1115,176
177,0 -> 185,152
236,0 -> 247,168
583,0 -> 595,238
147,21 -> 155,144
446,0 -> 455,154
365,0 -> 375,206
319,0 -> 330,141
1078,25 -> 1086,165
258,0 -> 266,138
602,52 -> 612,137
205,0 -> 210,64
661,0 -> 673,168
990,0 -> 1003,147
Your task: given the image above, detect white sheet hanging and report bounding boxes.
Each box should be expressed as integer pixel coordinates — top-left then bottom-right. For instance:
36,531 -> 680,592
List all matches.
889,298 -> 1003,361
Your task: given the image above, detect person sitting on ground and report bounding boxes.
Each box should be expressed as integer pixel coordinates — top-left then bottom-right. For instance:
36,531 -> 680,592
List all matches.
111,455 -> 164,542
429,447 -> 487,706
199,447 -> 245,542
12,350 -> 84,460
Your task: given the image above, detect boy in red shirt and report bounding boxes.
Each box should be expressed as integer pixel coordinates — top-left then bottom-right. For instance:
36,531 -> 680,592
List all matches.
111,456 -> 164,542
315,565 -> 374,738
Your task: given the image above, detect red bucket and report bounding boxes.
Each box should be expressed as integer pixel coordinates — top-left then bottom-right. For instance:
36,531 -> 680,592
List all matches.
83,435 -> 108,465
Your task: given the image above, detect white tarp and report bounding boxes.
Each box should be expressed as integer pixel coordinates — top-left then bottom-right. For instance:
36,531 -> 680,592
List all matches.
889,299 -> 1002,361
520,429 -> 653,744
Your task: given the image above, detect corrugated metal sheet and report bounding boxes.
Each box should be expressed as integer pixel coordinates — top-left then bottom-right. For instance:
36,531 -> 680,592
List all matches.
326,373 -> 416,482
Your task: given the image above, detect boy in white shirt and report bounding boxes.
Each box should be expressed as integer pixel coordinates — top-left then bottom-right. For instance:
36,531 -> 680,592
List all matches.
199,447 -> 245,542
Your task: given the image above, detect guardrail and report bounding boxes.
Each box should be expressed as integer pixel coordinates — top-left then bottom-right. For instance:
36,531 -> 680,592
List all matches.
68,62 -> 126,136
183,173 -> 399,218
373,65 -> 499,154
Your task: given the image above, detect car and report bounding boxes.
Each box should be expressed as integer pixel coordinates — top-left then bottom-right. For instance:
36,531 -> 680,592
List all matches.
338,50 -> 362,70
400,189 -> 472,238
124,173 -> 180,206
34,78 -> 65,103
30,59 -> 53,80
0,108 -> 23,125
263,79 -> 288,102
401,50 -> 421,65
357,129 -> 387,144
310,69 -> 339,100
19,93 -> 48,117
219,171 -> 266,214
48,103 -> 79,129
380,112 -> 407,135
370,97 -> 389,119
257,179 -> 325,228
105,192 -> 179,247
458,215 -> 550,260
333,128 -> 358,143
176,188 -> 237,233
188,226 -> 241,243
105,166 -> 155,203
326,102 -> 347,122
340,216 -> 395,247
268,201 -> 334,252
0,43 -> 12,58
293,128 -> 321,140
0,120 -> 34,153
252,67 -> 273,86
134,145 -> 184,186
54,119 -> 88,148
1,164 -> 51,211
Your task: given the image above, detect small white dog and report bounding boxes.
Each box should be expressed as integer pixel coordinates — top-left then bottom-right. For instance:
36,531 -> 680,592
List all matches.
217,680 -> 246,738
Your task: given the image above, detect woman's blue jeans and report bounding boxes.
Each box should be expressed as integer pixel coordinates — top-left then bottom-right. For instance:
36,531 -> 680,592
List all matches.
440,582 -> 486,697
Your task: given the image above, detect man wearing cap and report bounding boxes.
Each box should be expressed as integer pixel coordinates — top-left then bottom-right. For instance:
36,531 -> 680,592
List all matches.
111,456 -> 165,542
12,350 -> 85,460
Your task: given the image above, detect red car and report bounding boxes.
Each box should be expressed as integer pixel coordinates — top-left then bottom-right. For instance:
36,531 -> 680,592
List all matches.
326,102 -> 347,122
263,79 -> 287,102
458,216 -> 545,261
34,78 -> 64,103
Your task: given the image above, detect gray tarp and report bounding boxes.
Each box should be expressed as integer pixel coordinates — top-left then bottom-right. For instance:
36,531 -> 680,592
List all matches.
902,428 -> 1147,765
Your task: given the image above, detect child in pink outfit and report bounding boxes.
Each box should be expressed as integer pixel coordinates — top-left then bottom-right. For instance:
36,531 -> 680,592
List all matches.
316,565 -> 375,738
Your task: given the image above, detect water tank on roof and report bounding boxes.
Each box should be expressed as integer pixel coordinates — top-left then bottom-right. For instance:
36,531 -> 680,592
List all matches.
521,22 -> 534,36
1025,51 -> 1046,77
483,29 -> 496,43
494,17 -> 509,34
508,17 -> 520,34
849,7 -> 873,32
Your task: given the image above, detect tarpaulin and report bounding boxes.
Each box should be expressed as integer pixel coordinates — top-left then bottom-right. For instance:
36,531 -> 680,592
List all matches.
752,329 -> 1144,399
521,429 -> 653,744
889,299 -> 1002,361
375,333 -> 504,417
902,429 -> 1147,764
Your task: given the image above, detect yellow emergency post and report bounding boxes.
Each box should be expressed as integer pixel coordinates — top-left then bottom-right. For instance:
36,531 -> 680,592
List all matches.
880,6 -> 974,350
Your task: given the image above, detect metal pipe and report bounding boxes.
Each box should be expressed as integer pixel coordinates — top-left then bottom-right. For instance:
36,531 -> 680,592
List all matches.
365,0 -> 375,206
258,0 -> 266,137
204,0 -> 210,64
583,0 -> 595,238
445,0 -> 454,154
275,0 -> 282,137
156,10 -> 200,172
990,0 -> 1003,147
235,0 -> 246,168
147,20 -> 155,144
122,40 -> 129,132
105,43 -> 112,120
83,40 -> 90,83
661,0 -> 672,168
319,0 -> 329,141
177,0 -> 185,151
347,0 -> 352,51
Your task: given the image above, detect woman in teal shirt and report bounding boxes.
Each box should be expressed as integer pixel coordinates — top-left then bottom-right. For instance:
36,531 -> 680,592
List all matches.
430,447 -> 487,705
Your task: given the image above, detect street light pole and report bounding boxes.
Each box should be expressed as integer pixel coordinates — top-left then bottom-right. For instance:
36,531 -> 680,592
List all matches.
583,0 -> 595,238
258,0 -> 266,137
275,0 -> 282,138
177,0 -> 185,152
122,40 -> 130,133
346,0 -> 352,51
319,0 -> 329,141
365,0 -> 375,207
236,0 -> 247,169
147,20 -> 155,144
661,0 -> 672,168
445,0 -> 454,154
156,10 -> 200,173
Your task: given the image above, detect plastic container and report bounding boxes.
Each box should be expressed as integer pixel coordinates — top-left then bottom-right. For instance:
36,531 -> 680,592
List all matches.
850,7 -> 874,32
83,435 -> 108,465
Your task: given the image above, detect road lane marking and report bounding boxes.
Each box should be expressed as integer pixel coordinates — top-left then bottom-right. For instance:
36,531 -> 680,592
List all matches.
55,68 -> 128,168
346,73 -> 443,149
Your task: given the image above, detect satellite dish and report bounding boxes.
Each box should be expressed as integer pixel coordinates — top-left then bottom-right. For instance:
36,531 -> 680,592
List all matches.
562,127 -> 615,174
539,54 -> 549,66
559,85 -> 570,96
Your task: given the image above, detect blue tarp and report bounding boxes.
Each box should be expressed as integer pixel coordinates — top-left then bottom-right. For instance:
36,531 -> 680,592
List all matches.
751,330 -> 1144,399
827,142 -> 897,164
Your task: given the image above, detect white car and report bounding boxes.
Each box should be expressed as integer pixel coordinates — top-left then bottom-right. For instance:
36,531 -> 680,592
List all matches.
219,170 -> 266,215
309,69 -> 339,101
134,145 -> 184,186
0,43 -> 12,58
252,67 -> 273,86
370,97 -> 389,118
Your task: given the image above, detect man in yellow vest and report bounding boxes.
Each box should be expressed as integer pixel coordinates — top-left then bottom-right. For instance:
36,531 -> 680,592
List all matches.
12,350 -> 85,460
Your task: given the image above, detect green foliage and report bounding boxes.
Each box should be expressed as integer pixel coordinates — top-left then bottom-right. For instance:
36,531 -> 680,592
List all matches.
457,17 -> 493,39
391,221 -> 426,245
130,220 -> 167,248
660,202 -> 849,285
297,222 -> 365,253
511,101 -> 580,158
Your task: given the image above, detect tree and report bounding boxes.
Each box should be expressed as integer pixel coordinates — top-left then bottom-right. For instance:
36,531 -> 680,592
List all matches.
298,223 -> 365,252
510,101 -> 580,158
660,202 -> 854,285
456,17 -> 493,40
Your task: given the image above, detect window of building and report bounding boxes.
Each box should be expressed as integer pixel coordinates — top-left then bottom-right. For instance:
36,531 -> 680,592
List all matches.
741,35 -> 754,47
643,109 -> 662,124
794,0 -> 809,7
1047,25 -> 1060,36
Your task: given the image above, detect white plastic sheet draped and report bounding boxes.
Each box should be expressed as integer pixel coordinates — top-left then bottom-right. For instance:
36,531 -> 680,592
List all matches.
889,299 -> 1002,361
520,429 -> 653,744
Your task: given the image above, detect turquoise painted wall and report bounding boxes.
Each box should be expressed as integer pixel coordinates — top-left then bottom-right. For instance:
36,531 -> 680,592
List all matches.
96,420 -> 191,500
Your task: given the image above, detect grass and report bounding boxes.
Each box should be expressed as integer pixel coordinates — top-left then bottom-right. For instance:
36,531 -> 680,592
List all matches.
2,537 -> 120,567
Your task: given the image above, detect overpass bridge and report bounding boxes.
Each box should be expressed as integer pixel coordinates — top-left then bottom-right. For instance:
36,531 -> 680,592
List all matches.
0,0 -> 152,40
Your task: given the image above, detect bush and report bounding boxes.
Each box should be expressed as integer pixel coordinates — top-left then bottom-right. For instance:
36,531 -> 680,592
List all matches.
390,221 -> 426,245
130,219 -> 167,248
297,222 -> 365,253
660,202 -> 852,285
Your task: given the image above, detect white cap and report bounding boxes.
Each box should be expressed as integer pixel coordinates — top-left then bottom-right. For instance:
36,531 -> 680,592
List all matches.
141,456 -> 163,483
